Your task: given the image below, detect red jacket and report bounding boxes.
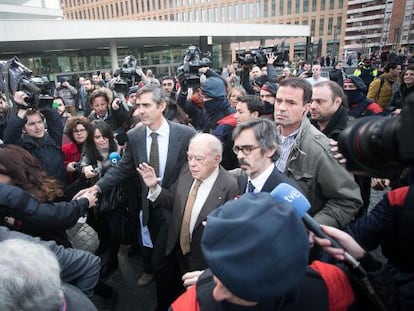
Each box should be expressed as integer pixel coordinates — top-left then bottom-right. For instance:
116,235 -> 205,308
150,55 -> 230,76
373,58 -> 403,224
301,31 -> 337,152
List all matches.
62,142 -> 81,184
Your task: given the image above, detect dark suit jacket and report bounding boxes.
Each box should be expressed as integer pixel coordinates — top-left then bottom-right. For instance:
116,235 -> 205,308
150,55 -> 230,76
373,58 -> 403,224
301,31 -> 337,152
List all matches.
237,165 -> 301,195
155,165 -> 238,270
97,120 -> 196,226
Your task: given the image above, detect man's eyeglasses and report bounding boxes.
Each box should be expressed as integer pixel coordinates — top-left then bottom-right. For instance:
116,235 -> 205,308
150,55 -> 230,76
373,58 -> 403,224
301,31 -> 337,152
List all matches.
73,129 -> 87,134
232,145 -> 260,155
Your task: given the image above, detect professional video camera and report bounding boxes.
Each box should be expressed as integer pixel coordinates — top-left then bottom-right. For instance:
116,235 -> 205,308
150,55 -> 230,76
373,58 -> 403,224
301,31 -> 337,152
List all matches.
0,56 -> 53,109
338,94 -> 414,177
236,45 -> 289,68
176,46 -> 212,88
113,55 -> 142,95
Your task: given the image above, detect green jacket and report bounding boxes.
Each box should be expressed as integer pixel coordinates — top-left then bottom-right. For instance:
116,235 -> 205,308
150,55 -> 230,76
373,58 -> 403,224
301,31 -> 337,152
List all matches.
284,117 -> 362,228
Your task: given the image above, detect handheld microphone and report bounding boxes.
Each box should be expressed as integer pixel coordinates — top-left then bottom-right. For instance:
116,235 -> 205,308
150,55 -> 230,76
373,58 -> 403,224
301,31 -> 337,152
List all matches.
270,183 -> 361,269
115,131 -> 129,146
109,152 -> 121,166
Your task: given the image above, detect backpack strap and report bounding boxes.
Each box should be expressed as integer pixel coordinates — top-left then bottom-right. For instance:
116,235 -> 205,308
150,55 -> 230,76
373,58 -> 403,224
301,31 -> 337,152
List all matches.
310,261 -> 355,311
376,76 -> 386,101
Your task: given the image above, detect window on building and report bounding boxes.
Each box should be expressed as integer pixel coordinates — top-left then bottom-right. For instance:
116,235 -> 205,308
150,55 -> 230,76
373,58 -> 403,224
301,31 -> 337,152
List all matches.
256,1 -> 260,18
279,0 -> 283,15
176,0 -> 179,6
202,9 -> 206,21
249,2 -> 253,19
271,0 -> 276,16
208,8 -> 212,21
303,18 -> 308,25
169,0 -> 174,7
182,11 -> 186,21
214,7 -> 218,22
303,0 -> 309,13
106,5 -> 109,17
328,17 -> 333,35
319,18 -> 324,36
337,16 -> 342,34
235,4 -> 239,21
195,10 -> 199,21
321,0 -> 325,10
242,3 -> 246,19
311,19 -> 316,36
264,0 -> 268,17
295,0 -> 299,14
338,0 -> 343,9
312,0 -> 316,11
176,13 -> 180,21
228,5 -> 232,21
221,6 -> 225,22
329,0 -> 334,10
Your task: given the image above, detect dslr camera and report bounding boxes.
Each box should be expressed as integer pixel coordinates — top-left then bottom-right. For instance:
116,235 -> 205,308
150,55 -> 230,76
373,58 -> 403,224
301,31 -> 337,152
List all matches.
338,94 -> 414,177
0,56 -> 53,109
176,46 -> 212,88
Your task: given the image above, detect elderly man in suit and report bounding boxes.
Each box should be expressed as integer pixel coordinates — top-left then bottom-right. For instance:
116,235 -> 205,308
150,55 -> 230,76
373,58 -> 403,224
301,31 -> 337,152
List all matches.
75,84 -> 196,311
232,118 -> 298,194
138,133 -> 238,306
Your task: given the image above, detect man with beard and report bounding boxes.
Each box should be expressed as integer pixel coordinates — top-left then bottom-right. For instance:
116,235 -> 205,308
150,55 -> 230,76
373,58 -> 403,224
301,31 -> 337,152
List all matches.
309,81 -> 348,140
232,118 -> 299,195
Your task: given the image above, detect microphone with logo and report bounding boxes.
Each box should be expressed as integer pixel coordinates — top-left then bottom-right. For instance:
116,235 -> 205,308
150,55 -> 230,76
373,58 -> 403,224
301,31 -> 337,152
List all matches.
109,152 -> 121,166
270,183 -> 388,311
270,183 -> 362,270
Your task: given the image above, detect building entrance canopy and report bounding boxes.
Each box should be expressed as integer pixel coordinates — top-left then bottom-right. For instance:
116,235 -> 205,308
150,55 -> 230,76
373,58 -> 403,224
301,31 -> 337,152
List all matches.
0,20 -> 309,56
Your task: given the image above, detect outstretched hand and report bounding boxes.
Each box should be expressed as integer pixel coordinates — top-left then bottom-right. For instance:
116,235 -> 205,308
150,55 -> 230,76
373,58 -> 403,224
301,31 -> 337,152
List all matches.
137,162 -> 159,190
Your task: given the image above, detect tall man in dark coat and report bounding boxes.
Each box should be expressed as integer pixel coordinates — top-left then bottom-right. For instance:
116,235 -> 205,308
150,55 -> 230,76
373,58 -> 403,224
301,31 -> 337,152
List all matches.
75,84 -> 196,311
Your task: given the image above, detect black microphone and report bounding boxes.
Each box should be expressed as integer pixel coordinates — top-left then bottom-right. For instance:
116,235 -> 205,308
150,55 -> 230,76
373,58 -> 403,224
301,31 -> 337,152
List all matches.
270,183 -> 362,269
116,131 -> 128,146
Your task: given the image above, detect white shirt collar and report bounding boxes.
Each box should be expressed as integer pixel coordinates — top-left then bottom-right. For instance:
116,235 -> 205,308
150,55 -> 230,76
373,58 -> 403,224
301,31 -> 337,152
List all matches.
249,163 -> 275,192
147,118 -> 169,137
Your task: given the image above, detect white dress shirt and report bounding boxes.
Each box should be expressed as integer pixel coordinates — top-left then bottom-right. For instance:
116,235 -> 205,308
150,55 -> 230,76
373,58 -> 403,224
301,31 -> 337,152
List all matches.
146,119 -> 170,183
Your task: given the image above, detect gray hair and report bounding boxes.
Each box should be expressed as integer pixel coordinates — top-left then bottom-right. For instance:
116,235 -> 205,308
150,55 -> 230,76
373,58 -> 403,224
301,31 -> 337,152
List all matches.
136,84 -> 167,106
232,118 -> 279,162
0,239 -> 62,311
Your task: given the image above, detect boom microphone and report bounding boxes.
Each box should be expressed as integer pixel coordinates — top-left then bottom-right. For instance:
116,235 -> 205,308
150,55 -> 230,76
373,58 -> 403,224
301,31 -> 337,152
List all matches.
109,152 -> 121,166
270,183 -> 361,268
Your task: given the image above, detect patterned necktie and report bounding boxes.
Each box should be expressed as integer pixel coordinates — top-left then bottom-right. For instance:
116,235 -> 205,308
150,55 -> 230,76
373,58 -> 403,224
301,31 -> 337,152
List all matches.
180,179 -> 202,255
247,180 -> 255,193
149,132 -> 159,176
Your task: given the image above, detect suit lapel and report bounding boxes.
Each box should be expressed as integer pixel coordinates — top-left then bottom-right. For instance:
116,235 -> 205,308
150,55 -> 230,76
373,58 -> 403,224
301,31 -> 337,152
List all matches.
164,122 -> 183,185
193,168 -> 227,229
237,173 -> 248,195
261,166 -> 283,192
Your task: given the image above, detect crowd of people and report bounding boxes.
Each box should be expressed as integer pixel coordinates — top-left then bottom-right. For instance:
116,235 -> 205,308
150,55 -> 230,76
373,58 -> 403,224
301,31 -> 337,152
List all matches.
0,50 -> 413,311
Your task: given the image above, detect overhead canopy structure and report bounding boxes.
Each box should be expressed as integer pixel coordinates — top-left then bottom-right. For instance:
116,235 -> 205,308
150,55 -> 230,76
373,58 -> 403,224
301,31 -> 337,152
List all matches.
0,19 -> 309,55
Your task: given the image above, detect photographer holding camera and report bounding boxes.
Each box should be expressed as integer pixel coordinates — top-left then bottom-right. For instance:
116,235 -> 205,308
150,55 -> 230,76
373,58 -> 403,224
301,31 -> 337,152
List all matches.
3,91 -> 66,185
54,78 -> 77,117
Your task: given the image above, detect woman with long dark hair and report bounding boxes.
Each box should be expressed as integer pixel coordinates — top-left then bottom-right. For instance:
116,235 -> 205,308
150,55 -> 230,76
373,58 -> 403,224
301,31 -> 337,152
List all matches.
81,120 -> 124,277
0,144 -> 96,247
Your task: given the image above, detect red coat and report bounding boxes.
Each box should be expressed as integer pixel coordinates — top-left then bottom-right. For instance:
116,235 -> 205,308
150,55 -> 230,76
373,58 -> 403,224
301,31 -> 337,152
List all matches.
62,142 -> 81,184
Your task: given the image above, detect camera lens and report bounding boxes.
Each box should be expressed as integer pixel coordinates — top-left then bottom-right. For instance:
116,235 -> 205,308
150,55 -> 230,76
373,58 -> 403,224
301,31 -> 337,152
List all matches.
338,115 -> 401,176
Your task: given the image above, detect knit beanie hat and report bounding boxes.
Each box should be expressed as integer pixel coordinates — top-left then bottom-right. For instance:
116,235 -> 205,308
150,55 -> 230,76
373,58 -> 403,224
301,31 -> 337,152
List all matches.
261,82 -> 277,96
201,192 -> 309,302
201,77 -> 226,98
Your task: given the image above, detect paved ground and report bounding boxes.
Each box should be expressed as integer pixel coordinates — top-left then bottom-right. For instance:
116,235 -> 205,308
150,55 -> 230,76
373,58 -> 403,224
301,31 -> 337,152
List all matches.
67,188 -> 387,310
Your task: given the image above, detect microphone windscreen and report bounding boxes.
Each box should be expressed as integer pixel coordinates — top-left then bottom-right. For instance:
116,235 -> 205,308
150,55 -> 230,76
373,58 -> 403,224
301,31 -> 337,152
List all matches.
109,152 -> 121,165
270,183 -> 310,218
